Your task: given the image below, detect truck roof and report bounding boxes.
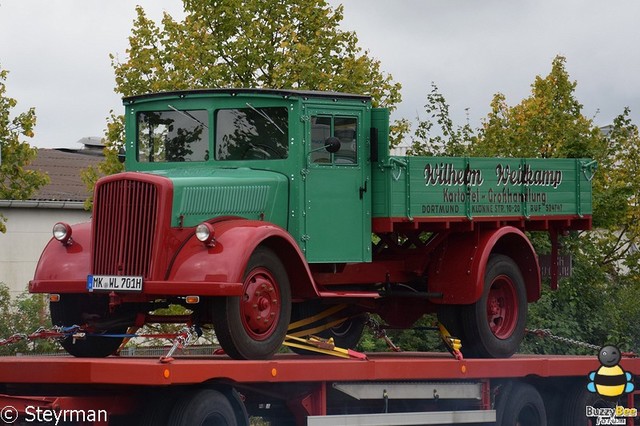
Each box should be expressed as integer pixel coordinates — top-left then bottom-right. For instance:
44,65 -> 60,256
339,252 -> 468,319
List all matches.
123,88 -> 372,104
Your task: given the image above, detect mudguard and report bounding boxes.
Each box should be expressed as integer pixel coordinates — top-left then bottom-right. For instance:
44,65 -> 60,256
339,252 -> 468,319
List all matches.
29,222 -> 92,292
428,226 -> 540,305
167,219 -> 318,298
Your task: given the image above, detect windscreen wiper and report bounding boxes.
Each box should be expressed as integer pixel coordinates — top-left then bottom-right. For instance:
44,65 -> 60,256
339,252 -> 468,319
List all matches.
167,105 -> 209,129
245,103 -> 285,134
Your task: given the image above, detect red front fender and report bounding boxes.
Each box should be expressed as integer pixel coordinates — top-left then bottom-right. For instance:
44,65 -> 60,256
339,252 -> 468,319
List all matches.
29,222 -> 92,293
167,220 -> 318,299
428,226 -> 540,305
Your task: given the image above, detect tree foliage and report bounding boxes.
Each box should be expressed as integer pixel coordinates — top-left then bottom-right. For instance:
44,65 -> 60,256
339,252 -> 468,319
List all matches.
83,0 -> 402,199
402,83 -> 475,157
112,1 -> 400,105
0,283 -> 57,355
0,66 -> 49,232
474,56 -> 603,160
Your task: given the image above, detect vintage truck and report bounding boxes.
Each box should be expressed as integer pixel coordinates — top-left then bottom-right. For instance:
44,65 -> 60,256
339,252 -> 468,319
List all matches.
29,88 -> 595,360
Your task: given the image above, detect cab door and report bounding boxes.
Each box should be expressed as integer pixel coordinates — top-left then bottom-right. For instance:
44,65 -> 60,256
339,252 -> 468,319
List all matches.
303,109 -> 371,263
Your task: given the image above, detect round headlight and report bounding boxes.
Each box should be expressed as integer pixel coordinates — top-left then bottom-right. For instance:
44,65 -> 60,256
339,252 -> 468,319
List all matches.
52,222 -> 72,245
195,223 -> 215,246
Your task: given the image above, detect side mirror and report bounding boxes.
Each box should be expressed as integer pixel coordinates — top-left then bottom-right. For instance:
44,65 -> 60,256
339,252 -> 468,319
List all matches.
324,137 -> 341,153
117,147 -> 126,164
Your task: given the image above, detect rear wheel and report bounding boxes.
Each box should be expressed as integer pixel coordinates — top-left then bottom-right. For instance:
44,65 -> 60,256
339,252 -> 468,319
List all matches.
461,254 -> 527,358
50,294 -> 128,358
213,247 -> 291,360
290,301 -> 366,355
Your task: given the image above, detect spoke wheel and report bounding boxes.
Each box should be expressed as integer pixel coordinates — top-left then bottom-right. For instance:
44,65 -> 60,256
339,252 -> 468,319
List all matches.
241,267 -> 281,340
487,274 -> 519,339
213,247 -> 291,360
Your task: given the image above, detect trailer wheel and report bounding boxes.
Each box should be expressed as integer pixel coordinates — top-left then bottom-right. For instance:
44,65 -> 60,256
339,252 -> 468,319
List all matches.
461,254 -> 527,358
213,247 -> 291,360
139,389 -> 178,426
562,381 -> 616,426
498,382 -> 547,426
167,389 -> 239,426
50,294 -> 127,358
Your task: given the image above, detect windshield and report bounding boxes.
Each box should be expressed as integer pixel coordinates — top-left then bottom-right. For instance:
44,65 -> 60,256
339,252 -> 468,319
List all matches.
137,109 -> 209,162
215,106 -> 289,160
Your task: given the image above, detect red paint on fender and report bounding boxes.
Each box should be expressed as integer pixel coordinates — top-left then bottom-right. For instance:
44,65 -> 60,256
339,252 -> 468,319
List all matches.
167,219 -> 319,298
428,226 -> 540,305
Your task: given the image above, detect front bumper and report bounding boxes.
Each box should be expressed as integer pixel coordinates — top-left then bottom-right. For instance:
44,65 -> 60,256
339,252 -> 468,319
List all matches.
29,279 -> 244,296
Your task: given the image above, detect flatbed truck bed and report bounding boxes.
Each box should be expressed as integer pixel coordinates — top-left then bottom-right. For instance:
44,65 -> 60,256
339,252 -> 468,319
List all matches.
0,352 -> 638,425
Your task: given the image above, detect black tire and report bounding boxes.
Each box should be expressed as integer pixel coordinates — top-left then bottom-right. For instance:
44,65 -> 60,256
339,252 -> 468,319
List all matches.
50,294 -> 127,358
289,301 -> 366,355
167,389 -> 238,426
498,382 -> 547,426
461,254 -> 527,358
138,389 -> 178,426
561,381 -> 617,426
213,247 -> 291,360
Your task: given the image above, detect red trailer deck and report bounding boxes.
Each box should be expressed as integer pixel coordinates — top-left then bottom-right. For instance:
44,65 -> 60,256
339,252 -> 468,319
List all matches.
0,352 -> 638,425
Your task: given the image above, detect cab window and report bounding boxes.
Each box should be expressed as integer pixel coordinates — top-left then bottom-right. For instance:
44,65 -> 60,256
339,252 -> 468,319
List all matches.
137,109 -> 209,162
215,106 -> 288,160
311,116 -> 357,165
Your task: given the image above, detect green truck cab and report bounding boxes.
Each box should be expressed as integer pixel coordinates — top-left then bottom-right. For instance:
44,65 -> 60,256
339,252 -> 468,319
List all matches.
30,89 -> 595,360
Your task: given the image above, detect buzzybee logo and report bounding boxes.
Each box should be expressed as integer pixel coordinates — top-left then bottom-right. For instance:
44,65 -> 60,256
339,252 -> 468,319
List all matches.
587,345 -> 634,398
585,345 -> 637,425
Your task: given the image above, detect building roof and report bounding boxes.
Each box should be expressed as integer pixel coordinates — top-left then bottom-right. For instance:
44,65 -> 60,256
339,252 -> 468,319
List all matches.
27,148 -> 104,202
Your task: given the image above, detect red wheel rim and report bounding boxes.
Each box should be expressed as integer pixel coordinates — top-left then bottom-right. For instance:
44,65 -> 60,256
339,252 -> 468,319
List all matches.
240,267 -> 281,340
486,274 -> 518,339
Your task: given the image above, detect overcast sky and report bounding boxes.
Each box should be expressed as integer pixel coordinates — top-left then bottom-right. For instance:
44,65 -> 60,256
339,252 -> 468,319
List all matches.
1,0 -> 640,149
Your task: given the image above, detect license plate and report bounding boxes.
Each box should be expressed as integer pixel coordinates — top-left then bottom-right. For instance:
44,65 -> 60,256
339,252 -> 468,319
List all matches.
87,275 -> 143,292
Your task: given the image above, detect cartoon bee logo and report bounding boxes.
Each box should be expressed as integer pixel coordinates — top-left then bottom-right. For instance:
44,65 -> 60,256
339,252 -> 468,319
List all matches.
587,345 -> 635,398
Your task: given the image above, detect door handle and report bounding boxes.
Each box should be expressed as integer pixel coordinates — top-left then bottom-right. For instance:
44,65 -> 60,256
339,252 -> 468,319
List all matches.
359,181 -> 367,199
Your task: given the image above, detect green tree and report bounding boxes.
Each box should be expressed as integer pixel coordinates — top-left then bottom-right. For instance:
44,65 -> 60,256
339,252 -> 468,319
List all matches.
0,66 -> 49,232
83,0 -> 402,199
404,83 -> 476,157
0,284 -> 56,355
473,56 -> 603,159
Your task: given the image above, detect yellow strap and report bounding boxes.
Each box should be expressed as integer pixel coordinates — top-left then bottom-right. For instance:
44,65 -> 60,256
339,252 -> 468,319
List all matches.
287,304 -> 347,332
288,317 -> 350,338
438,322 -> 463,356
284,334 -> 351,358
283,340 -> 350,358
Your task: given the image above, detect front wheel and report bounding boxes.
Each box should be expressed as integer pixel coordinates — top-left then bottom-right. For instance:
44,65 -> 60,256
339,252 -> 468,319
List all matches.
460,254 -> 527,358
213,247 -> 291,360
50,294 -> 128,358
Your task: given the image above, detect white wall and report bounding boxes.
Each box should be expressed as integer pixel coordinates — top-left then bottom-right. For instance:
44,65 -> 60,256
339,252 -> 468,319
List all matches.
0,207 -> 91,298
